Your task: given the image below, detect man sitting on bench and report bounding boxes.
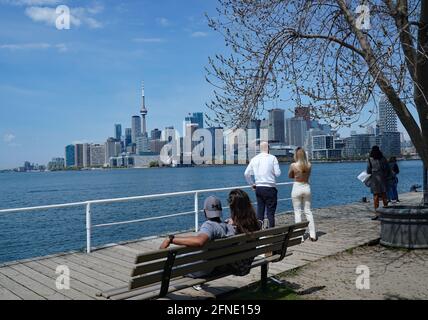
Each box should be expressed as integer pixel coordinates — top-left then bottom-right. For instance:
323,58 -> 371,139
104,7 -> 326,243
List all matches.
159,195 -> 235,249
159,190 -> 261,277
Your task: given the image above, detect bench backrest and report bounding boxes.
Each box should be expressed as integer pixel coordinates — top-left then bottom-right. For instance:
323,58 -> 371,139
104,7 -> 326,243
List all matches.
129,221 -> 308,295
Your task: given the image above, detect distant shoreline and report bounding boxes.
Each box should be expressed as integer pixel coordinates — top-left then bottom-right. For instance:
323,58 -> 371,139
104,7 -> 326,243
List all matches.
0,157 -> 421,173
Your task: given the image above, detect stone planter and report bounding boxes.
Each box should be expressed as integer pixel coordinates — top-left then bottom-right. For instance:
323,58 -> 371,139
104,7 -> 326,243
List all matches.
378,206 -> 428,249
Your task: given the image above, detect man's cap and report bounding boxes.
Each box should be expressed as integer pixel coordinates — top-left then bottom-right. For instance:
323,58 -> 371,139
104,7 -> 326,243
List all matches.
203,196 -> 222,218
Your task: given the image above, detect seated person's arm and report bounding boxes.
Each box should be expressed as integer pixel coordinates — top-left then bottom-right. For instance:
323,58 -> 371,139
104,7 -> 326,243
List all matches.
159,233 -> 209,249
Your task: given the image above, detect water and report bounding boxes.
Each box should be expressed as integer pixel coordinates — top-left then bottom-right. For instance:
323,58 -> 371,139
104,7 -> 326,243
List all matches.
0,160 -> 423,263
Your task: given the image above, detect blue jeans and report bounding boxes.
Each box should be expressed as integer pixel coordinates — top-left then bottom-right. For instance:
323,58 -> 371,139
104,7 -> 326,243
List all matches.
387,178 -> 399,201
255,186 -> 277,228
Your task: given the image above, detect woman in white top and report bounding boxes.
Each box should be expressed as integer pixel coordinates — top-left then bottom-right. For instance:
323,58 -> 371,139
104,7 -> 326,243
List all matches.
288,147 -> 317,241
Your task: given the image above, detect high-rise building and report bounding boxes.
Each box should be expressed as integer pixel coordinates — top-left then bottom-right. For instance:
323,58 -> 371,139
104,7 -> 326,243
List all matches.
74,144 -> 84,168
82,143 -> 91,168
140,82 -> 148,137
377,96 -> 400,157
48,158 -> 65,171
105,138 -> 117,163
65,144 -> 75,167
131,115 -> 141,144
311,135 -> 342,159
151,128 -> 162,140
381,132 -> 401,157
90,144 -> 106,167
268,108 -> 285,143
286,117 -> 307,146
378,95 -> 397,133
114,124 -> 122,141
343,134 -> 380,158
136,135 -> 150,155
125,128 -> 132,147
294,106 -> 311,125
185,112 -> 204,129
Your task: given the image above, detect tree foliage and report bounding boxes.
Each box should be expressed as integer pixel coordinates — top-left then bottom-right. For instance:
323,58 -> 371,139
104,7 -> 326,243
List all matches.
206,0 -> 428,165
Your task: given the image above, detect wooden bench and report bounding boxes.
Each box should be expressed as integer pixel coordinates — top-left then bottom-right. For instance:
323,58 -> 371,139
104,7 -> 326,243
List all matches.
98,221 -> 309,300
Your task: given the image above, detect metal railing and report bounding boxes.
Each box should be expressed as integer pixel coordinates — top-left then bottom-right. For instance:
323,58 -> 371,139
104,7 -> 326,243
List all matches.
0,182 -> 293,253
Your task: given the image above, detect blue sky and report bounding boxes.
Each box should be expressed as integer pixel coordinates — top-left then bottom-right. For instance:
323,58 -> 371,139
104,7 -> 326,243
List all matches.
0,0 -> 409,169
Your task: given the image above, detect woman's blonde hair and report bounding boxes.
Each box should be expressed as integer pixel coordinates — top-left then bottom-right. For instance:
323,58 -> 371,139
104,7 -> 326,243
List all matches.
294,147 -> 310,173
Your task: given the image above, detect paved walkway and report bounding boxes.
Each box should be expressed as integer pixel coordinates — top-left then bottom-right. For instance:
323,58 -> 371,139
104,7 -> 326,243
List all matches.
0,192 -> 422,300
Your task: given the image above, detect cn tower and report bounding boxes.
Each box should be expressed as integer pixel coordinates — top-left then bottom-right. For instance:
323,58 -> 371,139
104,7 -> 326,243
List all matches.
140,82 -> 148,137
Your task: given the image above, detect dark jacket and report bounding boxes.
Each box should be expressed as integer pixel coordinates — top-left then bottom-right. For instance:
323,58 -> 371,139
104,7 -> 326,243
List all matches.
367,157 -> 393,194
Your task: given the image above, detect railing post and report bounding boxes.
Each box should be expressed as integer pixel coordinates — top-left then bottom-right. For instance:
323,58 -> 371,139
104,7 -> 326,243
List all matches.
194,192 -> 199,232
86,202 -> 91,253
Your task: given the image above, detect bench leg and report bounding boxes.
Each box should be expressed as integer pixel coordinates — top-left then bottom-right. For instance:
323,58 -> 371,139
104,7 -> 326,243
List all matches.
261,264 -> 268,290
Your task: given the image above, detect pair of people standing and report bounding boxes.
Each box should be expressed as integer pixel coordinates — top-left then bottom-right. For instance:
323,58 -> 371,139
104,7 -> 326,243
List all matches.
244,142 -> 317,241
366,146 -> 399,220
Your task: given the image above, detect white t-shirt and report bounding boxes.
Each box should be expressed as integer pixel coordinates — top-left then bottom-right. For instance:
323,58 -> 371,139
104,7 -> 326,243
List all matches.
244,153 -> 281,188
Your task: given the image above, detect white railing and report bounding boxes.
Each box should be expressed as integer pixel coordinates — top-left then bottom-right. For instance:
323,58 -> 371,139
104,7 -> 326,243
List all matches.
0,182 -> 293,253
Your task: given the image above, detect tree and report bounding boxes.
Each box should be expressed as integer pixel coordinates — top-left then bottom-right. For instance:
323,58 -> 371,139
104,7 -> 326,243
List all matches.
206,0 -> 428,204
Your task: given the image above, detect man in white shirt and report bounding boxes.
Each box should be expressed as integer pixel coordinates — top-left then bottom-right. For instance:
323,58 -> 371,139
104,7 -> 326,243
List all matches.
244,141 -> 281,227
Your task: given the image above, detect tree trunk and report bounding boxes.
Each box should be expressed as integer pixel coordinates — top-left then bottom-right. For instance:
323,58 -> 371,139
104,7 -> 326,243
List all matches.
424,164 -> 428,206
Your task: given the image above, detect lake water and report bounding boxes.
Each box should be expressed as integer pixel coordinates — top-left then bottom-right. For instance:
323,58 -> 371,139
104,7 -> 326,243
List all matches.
0,160 -> 423,263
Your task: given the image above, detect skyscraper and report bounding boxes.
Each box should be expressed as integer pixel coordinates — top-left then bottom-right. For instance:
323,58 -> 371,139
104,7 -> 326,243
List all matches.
105,138 -> 117,162
286,117 -> 307,146
185,112 -> 204,129
295,106 -> 311,121
378,95 -> 398,133
131,115 -> 141,144
65,145 -> 75,168
114,124 -> 122,141
125,128 -> 132,147
83,143 -> 91,168
140,82 -> 148,137
378,96 -> 400,157
90,144 -> 106,167
268,108 -> 285,143
151,128 -> 162,140
74,144 -> 84,168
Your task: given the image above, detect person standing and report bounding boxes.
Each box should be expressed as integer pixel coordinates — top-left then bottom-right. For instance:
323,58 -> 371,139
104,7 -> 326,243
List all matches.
244,141 -> 281,228
388,157 -> 400,203
367,146 -> 392,219
288,147 -> 317,241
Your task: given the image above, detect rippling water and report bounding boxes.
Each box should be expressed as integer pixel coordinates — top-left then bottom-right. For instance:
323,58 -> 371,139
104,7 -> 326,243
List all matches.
0,160 -> 422,263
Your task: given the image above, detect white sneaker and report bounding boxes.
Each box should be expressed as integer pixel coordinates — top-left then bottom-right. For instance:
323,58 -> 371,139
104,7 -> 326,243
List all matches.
193,285 -> 202,291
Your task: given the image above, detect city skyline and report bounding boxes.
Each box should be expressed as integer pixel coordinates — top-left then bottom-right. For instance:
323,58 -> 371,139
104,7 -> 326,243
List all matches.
0,0 -> 412,169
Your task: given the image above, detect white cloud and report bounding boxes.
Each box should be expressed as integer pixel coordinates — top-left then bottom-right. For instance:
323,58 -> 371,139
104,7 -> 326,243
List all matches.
0,42 -> 68,52
156,17 -> 170,27
133,37 -> 165,43
191,31 -> 208,38
24,5 -> 103,29
3,133 -> 15,143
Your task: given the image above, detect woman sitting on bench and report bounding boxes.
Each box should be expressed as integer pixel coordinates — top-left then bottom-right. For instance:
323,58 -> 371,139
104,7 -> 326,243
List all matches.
159,189 -> 260,276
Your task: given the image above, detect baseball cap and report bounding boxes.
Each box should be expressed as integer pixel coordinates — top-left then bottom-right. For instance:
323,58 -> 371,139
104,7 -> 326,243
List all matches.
203,196 -> 223,219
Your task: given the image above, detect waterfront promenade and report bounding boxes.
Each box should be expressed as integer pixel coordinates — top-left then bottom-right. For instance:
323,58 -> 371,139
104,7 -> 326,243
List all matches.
0,192 -> 422,300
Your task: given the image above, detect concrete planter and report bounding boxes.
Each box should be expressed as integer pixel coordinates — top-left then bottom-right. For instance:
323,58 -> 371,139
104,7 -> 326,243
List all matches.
378,206 -> 428,249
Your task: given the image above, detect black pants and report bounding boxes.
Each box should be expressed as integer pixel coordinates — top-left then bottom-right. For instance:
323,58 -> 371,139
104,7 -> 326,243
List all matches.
255,186 -> 278,228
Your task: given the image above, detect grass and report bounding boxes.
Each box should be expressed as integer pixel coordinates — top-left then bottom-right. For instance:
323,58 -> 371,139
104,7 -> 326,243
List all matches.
220,279 -> 301,300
